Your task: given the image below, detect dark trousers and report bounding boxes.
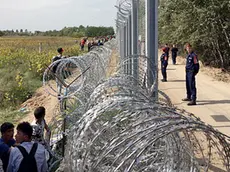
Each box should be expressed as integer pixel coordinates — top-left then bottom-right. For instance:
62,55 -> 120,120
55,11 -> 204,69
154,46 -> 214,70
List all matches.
161,63 -> 168,80
80,45 -> 84,51
172,54 -> 177,64
186,71 -> 197,101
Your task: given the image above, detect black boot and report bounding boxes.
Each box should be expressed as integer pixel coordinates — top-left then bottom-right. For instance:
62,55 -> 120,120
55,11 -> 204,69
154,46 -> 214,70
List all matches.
161,79 -> 167,82
187,100 -> 196,106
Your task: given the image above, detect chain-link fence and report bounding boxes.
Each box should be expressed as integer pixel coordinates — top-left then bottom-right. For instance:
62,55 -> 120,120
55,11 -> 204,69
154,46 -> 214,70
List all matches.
116,0 -> 159,100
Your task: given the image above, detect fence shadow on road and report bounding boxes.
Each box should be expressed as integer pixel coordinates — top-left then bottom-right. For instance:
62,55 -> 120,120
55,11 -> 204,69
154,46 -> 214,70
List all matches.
166,79 -> 185,82
208,164 -> 227,172
160,87 -> 184,91
170,63 -> 185,66
212,125 -> 230,128
197,99 -> 230,105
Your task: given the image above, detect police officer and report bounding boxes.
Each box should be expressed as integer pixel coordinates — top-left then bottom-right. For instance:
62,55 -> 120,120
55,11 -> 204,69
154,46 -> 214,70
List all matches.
160,48 -> 168,82
164,44 -> 170,58
171,44 -> 178,65
182,44 -> 199,105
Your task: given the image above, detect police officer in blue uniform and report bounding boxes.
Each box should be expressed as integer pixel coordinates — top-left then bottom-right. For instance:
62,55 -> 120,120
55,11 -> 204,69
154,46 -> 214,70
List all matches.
182,44 -> 199,105
164,44 -> 170,58
171,44 -> 178,65
160,48 -> 168,82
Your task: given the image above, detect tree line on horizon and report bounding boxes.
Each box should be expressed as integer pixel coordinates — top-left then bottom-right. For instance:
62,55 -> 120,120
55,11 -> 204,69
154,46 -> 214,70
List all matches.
0,25 -> 115,38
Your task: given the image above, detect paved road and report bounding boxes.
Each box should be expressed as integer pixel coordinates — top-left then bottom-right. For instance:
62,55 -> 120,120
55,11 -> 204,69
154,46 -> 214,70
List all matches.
158,56 -> 230,136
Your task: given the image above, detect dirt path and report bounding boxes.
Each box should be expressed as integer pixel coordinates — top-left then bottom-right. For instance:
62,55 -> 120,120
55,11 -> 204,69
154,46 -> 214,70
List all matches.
158,53 -> 230,136
20,85 -> 59,124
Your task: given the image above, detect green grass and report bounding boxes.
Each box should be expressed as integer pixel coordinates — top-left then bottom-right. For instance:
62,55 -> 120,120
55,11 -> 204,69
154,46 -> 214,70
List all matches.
0,36 -> 83,125
0,107 -> 29,125
0,63 -> 42,125
0,66 -> 42,107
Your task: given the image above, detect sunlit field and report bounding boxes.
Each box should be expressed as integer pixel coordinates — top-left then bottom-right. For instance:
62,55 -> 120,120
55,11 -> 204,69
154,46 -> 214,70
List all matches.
0,36 -> 82,110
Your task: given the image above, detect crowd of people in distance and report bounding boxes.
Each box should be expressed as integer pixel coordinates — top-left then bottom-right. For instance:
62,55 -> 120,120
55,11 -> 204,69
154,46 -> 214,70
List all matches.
79,35 -> 115,52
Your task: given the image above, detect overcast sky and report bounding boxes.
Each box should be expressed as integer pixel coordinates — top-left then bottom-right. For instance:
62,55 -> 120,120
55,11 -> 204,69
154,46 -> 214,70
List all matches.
0,0 -> 117,31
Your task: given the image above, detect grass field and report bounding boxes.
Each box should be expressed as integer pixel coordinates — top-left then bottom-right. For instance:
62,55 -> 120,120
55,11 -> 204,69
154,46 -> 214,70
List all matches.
0,36 -> 84,123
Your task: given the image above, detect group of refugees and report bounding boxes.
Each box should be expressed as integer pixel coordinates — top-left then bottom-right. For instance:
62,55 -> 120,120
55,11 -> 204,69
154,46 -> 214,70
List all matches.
80,35 -> 115,52
0,106 -> 51,172
51,35 -> 116,97
160,43 -> 199,106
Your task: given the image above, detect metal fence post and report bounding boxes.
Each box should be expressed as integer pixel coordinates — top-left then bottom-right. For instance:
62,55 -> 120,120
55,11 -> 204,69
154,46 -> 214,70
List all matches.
119,25 -> 125,74
145,0 -> 158,100
127,15 -> 132,75
124,24 -> 128,74
132,0 -> 139,80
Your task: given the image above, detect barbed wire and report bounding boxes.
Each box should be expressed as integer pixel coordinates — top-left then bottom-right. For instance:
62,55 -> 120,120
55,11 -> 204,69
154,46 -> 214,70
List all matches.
41,5 -> 230,170
61,72 -> 230,171
43,39 -> 230,172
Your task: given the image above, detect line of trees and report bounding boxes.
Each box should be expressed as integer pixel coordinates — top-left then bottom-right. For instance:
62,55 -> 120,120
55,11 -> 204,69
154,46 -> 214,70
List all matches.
159,0 -> 230,70
0,25 -> 115,38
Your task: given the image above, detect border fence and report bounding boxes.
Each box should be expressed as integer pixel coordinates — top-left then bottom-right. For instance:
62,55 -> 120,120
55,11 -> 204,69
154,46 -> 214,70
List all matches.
42,1 -> 230,171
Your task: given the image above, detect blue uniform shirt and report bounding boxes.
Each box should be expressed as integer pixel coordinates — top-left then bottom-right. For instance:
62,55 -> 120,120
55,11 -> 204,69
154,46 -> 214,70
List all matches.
186,52 -> 199,72
160,53 -> 168,66
165,47 -> 169,57
171,47 -> 178,56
